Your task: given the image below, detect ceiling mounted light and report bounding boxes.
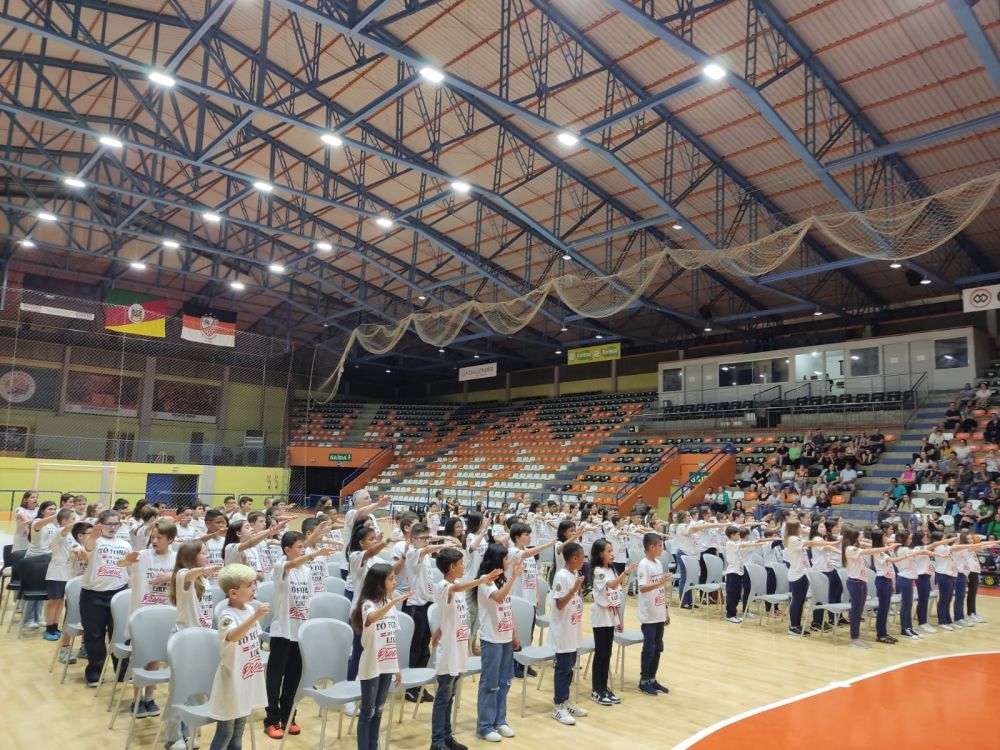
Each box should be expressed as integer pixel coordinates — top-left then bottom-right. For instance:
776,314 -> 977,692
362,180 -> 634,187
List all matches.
889,261 -> 902,269
269,263 -> 285,274
451,180 -> 471,194
704,325 -> 712,332
162,239 -> 180,249
203,211 -> 221,223
920,277 -> 931,285
562,253 -> 572,260
36,211 -> 57,222
702,63 -> 726,80
148,71 -> 176,88
20,239 -> 36,248
419,67 -> 445,83
850,355 -> 860,361
672,223 -> 683,230
321,133 -> 343,147
63,176 -> 86,189
560,324 -> 568,332
99,135 -> 123,148
473,354 -> 480,359
556,131 -> 579,147
555,349 -> 562,355
813,309 -> 823,316
595,334 -> 604,339
316,241 -> 333,252
417,294 -> 426,300
375,216 -> 393,228
385,368 -> 392,373
253,180 -> 273,193
230,281 -> 245,291
130,261 -> 147,270
438,348 -> 445,353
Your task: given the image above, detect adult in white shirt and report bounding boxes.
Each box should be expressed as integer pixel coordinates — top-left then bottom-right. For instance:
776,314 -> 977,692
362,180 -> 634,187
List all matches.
13,491 -> 39,553
340,490 -> 389,580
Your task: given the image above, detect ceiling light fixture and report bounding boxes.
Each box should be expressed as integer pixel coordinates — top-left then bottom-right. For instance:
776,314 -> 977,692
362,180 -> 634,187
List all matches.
321,133 -> 343,147
63,176 -> 86,189
20,239 -> 35,248
702,63 -> 726,80
850,355 -> 860,361
889,261 -> 902,269
148,71 -> 176,87
230,281 -> 245,291
813,309 -> 823,316
269,263 -> 285,274
385,369 -> 392,373
556,131 -> 579,146
375,216 -> 393,228
704,325 -> 712,332
438,348 -> 445,353
419,67 -> 445,83
473,354 -> 480,359
36,211 -> 56,222
253,180 -> 273,193
203,211 -> 221,223
595,334 -> 604,339
99,135 -> 123,148
560,324 -> 568,332
417,294 -> 426,300
555,349 -> 562,355
920,277 -> 931,285
672,223 -> 683,230
562,253 -> 572,260
451,180 -> 471,194
130,261 -> 147,270
162,239 -> 180,249
316,241 -> 333,252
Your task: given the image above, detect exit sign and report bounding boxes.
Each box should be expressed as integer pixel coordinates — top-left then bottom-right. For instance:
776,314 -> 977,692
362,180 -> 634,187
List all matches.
328,452 -> 352,462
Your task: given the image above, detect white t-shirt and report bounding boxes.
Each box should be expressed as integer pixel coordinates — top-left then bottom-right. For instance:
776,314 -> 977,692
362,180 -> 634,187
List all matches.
873,552 -> 894,579
358,599 -> 400,679
209,605 -> 267,721
845,547 -> 868,581
466,533 -> 487,576
82,536 -> 133,592
26,520 -> 58,557
13,506 -> 37,552
406,553 -> 435,607
508,548 -> 538,606
347,550 -> 377,602
174,523 -> 198,548
205,537 -> 224,584
434,581 -> 469,676
478,583 -> 514,644
933,545 -> 957,576
608,527 -> 629,563
391,541 -> 414,593
783,536 -> 810,582
427,512 -> 441,536
46,530 -> 81,582
116,518 -> 135,545
270,561 -> 312,641
549,568 -> 583,653
340,510 -> 358,572
723,540 -> 744,576
914,547 -> 933,576
305,547 -> 326,594
675,523 -> 699,556
591,566 -> 622,629
129,548 -> 176,615
174,569 -> 214,630
895,547 -> 917,580
636,557 -> 667,624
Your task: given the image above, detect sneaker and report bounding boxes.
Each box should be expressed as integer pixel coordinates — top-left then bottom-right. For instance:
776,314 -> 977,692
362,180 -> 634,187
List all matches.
903,630 -> 920,640
605,690 -> 621,704
169,740 -> 187,750
907,628 -> 923,639
58,647 -> 76,664
919,623 -> 937,634
787,626 -> 810,637
286,722 -> 300,735
431,745 -> 450,750
496,725 -> 515,738
342,702 -> 357,717
726,616 -> 743,624
406,691 -> 420,703
551,705 -> 576,725
969,613 -> 985,623
143,700 -> 161,717
86,679 -> 99,688
639,682 -> 658,696
591,690 -> 613,706
445,739 -> 469,750
809,623 -> 829,633
849,639 -> 872,649
43,630 -> 61,641
957,618 -> 972,627
743,612 -> 758,620
564,702 -> 588,717
264,724 -> 284,740
652,681 -> 670,694
477,731 -> 502,742
940,623 -> 955,631
25,620 -> 41,629
133,701 -> 151,719
78,646 -> 88,658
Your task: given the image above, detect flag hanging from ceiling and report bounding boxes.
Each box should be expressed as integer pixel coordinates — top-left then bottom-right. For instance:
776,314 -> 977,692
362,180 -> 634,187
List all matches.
104,290 -> 167,337
181,302 -> 237,347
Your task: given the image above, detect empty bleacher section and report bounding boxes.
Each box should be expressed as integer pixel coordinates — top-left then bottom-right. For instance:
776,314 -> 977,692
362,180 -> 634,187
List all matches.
287,401 -> 363,446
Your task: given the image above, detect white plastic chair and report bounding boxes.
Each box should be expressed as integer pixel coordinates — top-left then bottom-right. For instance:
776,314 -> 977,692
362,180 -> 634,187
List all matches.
308,592 -> 351,623
806,570 -> 851,644
745,563 -> 791,631
323,576 -> 347,597
115,605 -> 177,748
534,577 -> 551,645
278,618 -> 361,750
510,595 -> 554,717
386,610 -> 437,743
48,575 -> 83,683
98,590 -> 133,704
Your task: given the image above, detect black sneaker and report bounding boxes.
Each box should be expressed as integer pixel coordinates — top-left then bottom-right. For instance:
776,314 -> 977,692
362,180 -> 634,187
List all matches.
420,689 -> 434,703
809,622 -> 830,632
405,690 -> 420,703
639,682 -> 658,696
143,700 -> 161,717
605,690 -> 621,704
591,690 -> 613,706
652,681 -> 670,694
787,626 -> 810,637
133,701 -> 150,719
445,739 -> 468,750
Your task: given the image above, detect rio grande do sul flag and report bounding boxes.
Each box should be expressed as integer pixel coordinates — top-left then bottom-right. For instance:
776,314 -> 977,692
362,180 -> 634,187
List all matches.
181,302 -> 236,347
104,290 -> 167,337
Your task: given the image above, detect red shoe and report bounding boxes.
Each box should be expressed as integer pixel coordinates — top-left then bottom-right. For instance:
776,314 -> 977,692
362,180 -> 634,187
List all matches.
265,724 -> 284,740
287,722 -> 301,736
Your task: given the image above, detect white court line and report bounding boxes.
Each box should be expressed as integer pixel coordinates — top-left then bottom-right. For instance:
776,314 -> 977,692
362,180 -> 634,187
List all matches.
671,649 -> 1000,750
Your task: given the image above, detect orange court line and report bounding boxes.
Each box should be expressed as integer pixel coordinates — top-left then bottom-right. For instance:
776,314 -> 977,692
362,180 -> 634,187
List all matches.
677,652 -> 1000,750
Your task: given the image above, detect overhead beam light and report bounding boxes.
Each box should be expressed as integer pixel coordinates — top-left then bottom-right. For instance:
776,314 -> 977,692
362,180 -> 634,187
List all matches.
560,325 -> 568,332
321,133 -> 343,147
99,135 -> 123,148
375,216 -> 393,228
253,180 -> 273,193
889,261 -> 902,269
203,211 -> 221,223
556,131 -> 579,146
671,223 -> 683,230
702,63 -> 726,80
385,369 -> 392,373
20,239 -> 35,248
595,334 -> 604,339
813,309 -> 823,316
438,348 -> 445,353
417,294 -> 426,300
555,349 -> 562,355
63,176 -> 86,189
562,253 -> 572,260
316,241 -> 333,251
148,71 -> 176,88
473,354 -> 480,359
230,281 -> 245,291
920,277 -> 931,285
162,239 -> 180,249
130,261 -> 147,270
419,67 -> 445,83
269,263 -> 285,274
451,180 -> 471,194
36,211 -> 57,222
704,325 -> 713,332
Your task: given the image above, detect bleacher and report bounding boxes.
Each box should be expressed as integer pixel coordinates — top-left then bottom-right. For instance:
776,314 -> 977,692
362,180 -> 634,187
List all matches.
287,401 -> 363,446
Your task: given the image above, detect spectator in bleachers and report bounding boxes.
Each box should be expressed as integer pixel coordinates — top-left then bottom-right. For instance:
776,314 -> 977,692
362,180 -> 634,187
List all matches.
975,382 -> 994,409
958,404 -> 979,432
984,451 -> 1000,480
779,465 -> 796,491
833,462 -> 859,495
912,453 -> 934,483
787,440 -> 802,466
928,426 -> 946,447
799,489 -> 817,511
896,495 -> 914,514
815,491 -> 831,512
985,414 -> 1000,444
959,382 -> 976,406
737,465 -> 754,489
953,439 -> 974,467
888,477 -> 907,504
976,501 -> 996,535
943,402 -> 962,431
810,429 -> 826,450
877,493 -> 894,522
900,464 -> 917,493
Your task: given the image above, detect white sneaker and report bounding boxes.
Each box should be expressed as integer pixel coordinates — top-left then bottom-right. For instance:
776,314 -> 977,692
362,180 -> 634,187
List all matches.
497,724 -> 516,738
970,613 -> 987,623
940,623 -> 955,631
903,631 -> 920,640
957,618 -> 972,627
168,741 -> 186,750
552,705 -> 576,725
342,701 -> 357,717
743,612 -> 758,620
726,616 -> 743,624
564,702 -> 588,717
25,620 -> 40,629
849,639 -> 871,649
919,623 -> 937,634
478,730 -> 502,742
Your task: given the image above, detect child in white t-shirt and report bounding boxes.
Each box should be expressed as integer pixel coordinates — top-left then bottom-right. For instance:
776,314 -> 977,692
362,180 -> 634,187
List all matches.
40,508 -> 77,639
589,538 -> 636,706
430,548 -> 501,750
475,543 -> 521,743
352,563 -> 411,750
636,533 -> 670,696
170,541 -> 221,631
549,542 -> 589,726
208,564 -> 269,750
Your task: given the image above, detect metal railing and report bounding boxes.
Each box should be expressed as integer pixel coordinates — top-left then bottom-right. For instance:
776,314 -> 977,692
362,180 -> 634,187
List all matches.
753,384 -> 782,405
613,444 -> 680,508
904,371 -> 930,428
668,443 -> 735,507
339,444 -> 394,491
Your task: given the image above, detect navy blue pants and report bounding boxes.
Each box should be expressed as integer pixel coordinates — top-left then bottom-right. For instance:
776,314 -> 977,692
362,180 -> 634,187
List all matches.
847,578 -> 867,640
916,574 -> 932,625
875,576 -> 892,637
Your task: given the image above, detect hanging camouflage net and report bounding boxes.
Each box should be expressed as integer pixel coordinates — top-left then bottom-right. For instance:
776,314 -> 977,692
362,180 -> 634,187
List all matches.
311,170 -> 999,400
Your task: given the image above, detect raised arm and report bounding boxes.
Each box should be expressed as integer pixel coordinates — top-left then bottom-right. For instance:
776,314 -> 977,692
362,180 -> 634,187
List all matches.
364,591 -> 412,626
555,572 -> 584,610
224,603 -> 270,642
283,546 -> 336,571
239,520 -> 289,552
489,563 -> 521,603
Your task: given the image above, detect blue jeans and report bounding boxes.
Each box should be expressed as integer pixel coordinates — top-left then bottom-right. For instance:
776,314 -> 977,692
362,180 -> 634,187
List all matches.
210,716 -> 247,750
935,573 -> 955,625
788,575 -> 809,629
916,574 -> 931,625
898,578 -> 914,634
640,622 -> 663,682
431,674 -> 460,745
553,651 -> 576,705
476,640 -> 513,736
954,574 -> 967,621
675,552 -> 692,606
357,674 -> 392,750
347,630 -> 363,681
875,576 -> 892,637
847,578 -> 867,639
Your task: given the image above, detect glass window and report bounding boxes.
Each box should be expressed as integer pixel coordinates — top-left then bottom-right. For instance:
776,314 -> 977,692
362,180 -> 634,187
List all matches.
770,357 -> 790,383
719,363 -> 736,388
849,347 -> 879,377
935,337 -> 968,369
661,368 -> 682,392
